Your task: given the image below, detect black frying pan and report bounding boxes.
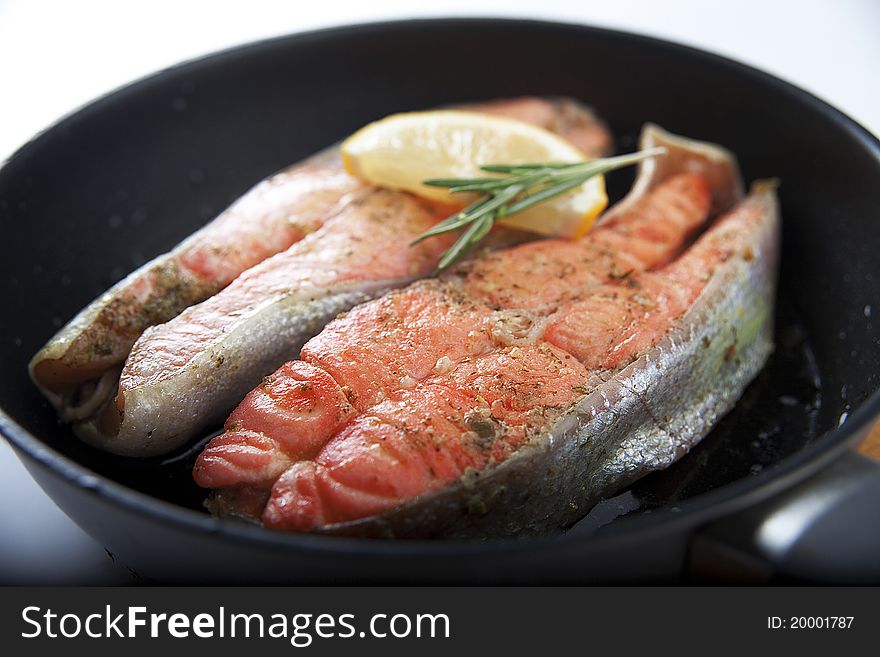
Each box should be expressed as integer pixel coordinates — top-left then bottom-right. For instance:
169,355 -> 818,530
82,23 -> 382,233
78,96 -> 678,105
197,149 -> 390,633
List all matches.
2,19 -> 879,583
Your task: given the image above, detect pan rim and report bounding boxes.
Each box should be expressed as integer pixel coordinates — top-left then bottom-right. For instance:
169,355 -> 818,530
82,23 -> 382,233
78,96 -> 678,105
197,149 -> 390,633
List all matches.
2,16 -> 879,559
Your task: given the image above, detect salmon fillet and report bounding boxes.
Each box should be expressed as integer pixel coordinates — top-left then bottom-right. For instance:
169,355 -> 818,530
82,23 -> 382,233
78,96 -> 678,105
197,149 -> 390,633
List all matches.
194,125 -> 756,534
58,97 -> 612,456
258,187 -> 769,532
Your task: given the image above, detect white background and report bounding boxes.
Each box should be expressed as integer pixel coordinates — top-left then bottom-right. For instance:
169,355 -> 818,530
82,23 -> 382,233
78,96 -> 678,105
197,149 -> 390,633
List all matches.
1,0 -> 878,583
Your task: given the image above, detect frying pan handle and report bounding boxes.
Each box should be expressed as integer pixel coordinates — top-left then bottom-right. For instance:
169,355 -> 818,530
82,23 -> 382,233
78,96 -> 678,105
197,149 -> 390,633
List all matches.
688,449 -> 880,583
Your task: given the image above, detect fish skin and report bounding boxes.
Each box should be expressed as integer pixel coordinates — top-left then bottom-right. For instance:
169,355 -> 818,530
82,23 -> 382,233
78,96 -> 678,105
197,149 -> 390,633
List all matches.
195,126 -> 753,533
64,98 -> 612,456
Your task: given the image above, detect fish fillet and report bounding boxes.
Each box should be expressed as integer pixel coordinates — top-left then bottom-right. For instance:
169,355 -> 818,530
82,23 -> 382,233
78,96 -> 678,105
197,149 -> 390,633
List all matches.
54,97 -> 611,456
30,149 -> 361,408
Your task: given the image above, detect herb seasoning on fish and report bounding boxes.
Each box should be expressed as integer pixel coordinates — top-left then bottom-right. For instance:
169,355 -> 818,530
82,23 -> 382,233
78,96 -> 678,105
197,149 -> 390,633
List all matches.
414,148 -> 667,271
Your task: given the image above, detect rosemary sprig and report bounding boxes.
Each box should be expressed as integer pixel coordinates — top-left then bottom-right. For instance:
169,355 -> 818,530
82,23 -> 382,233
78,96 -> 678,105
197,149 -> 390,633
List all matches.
412,147 -> 667,271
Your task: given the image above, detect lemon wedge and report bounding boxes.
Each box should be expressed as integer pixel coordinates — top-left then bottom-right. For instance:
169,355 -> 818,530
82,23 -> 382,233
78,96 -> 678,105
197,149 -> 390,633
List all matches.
341,110 -> 607,238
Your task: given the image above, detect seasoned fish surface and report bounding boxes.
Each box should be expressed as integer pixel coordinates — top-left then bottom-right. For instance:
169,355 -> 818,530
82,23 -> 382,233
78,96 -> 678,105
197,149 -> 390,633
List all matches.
57,97 -> 612,456
95,191 -> 455,455
303,184 -> 776,537
195,125 -> 770,538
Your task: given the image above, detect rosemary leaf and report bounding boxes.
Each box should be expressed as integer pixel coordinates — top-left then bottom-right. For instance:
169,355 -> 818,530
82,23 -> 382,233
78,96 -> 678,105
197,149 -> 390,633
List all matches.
411,196 -> 495,244
414,146 -> 667,272
423,176 -> 503,188
505,174 -> 590,215
438,214 -> 495,271
480,161 -> 580,172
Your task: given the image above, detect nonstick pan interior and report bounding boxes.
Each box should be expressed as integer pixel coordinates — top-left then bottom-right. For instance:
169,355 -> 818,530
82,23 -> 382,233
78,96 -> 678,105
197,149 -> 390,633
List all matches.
1,20 -> 879,571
